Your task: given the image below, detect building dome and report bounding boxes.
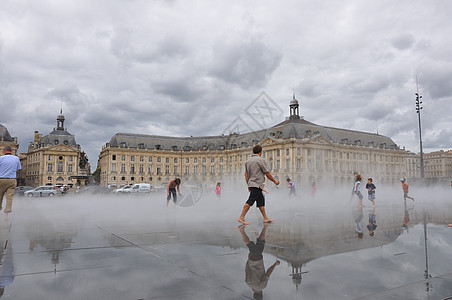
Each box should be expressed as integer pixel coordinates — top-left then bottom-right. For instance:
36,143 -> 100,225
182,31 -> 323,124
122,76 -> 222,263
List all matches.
290,98 -> 299,105
0,124 -> 14,141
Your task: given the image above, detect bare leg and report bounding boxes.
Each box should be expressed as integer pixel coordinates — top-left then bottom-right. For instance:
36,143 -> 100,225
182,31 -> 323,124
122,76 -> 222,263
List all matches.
238,224 -> 251,244
238,203 -> 251,225
259,222 -> 270,239
258,206 -> 274,223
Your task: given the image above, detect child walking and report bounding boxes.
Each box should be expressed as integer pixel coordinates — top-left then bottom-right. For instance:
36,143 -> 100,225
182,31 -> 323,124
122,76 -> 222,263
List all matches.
400,178 -> 414,203
354,175 -> 364,207
365,178 -> 376,207
215,182 -> 221,201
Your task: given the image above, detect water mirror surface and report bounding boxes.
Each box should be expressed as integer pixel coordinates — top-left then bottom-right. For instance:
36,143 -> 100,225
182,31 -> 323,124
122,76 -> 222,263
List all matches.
0,188 -> 451,299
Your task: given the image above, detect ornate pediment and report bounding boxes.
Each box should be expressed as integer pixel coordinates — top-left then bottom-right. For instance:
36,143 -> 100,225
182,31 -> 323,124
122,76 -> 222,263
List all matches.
47,144 -> 79,152
310,135 -> 334,145
260,137 -> 280,146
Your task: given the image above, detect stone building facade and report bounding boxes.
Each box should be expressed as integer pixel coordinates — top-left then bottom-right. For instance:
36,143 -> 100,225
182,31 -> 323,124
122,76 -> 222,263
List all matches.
99,98 -> 412,189
25,112 -> 85,187
0,124 -> 19,155
424,150 -> 452,183
405,152 -> 421,182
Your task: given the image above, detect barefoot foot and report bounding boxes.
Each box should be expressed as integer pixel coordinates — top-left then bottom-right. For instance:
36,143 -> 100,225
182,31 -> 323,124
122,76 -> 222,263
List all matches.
263,218 -> 274,223
238,218 -> 250,225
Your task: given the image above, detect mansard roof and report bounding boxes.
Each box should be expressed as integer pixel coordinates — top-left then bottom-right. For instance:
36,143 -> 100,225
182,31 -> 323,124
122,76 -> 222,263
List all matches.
41,131 -> 78,147
0,124 -> 15,141
270,118 -> 398,149
107,117 -> 399,151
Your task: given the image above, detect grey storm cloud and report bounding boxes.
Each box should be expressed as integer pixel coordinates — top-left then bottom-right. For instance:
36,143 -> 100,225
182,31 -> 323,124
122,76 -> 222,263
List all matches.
209,33 -> 282,89
1,0 -> 452,163
391,33 -> 415,51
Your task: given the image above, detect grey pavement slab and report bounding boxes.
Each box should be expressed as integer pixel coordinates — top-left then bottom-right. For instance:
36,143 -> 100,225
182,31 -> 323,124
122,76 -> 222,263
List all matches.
0,190 -> 451,299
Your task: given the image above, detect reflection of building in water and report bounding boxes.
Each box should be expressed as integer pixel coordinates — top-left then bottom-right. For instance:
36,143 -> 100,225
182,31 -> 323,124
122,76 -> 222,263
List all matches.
27,221 -> 78,271
99,97 -> 413,189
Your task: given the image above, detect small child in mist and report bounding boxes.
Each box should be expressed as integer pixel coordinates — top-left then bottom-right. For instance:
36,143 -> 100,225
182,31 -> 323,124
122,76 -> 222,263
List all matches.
354,175 -> 364,207
215,182 -> 221,201
365,178 -> 376,207
311,182 -> 316,198
400,178 -> 414,203
287,178 -> 296,198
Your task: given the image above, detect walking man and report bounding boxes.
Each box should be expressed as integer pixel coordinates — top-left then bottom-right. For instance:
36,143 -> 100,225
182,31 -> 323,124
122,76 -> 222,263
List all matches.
0,146 -> 21,214
238,145 -> 279,225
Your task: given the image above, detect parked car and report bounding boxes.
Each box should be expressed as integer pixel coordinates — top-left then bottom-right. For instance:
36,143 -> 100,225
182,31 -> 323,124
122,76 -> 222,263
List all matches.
127,183 -> 151,194
24,186 -> 58,197
14,186 -> 34,196
112,185 -> 133,194
114,183 -> 151,194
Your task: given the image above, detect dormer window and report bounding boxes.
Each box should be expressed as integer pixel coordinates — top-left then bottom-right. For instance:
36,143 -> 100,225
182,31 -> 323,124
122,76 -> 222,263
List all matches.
172,146 -> 178,151
64,140 -> 68,145
120,142 -> 126,148
155,145 -> 161,150
54,140 -> 59,145
219,145 -> 225,150
138,143 -> 145,149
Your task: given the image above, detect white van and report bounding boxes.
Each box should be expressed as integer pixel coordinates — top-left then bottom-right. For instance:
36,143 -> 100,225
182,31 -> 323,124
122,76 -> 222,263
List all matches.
128,183 -> 151,194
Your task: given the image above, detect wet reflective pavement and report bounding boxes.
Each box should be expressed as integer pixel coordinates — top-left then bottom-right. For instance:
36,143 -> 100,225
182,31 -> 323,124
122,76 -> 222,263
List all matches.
1,190 -> 451,299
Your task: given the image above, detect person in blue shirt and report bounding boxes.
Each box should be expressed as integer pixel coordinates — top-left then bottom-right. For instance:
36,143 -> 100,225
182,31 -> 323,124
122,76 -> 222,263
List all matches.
286,178 -> 296,199
0,146 -> 21,214
354,175 -> 363,208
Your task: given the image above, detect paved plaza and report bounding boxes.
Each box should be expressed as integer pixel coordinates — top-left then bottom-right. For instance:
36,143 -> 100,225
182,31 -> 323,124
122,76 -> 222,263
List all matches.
1,187 -> 452,299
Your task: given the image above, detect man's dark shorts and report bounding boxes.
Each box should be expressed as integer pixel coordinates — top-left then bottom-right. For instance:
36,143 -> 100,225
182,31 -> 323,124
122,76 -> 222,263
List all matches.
167,188 -> 177,203
247,238 -> 265,261
246,187 -> 265,207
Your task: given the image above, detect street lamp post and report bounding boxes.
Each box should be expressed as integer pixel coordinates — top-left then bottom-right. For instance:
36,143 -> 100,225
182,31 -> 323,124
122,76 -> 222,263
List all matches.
415,90 -> 424,180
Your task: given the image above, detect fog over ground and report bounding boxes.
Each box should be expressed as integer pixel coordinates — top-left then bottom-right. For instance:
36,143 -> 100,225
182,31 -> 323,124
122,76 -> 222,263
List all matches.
1,1 -> 452,164
19,184 -> 451,228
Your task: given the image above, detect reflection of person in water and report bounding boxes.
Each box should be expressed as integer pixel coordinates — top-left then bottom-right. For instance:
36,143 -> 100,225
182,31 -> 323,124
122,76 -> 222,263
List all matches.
402,203 -> 411,233
353,206 -> 364,239
0,239 -> 15,297
367,206 -> 377,237
238,223 -> 280,300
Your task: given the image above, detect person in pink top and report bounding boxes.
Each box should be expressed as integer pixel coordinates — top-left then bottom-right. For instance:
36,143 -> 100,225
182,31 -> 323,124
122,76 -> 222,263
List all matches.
215,182 -> 221,201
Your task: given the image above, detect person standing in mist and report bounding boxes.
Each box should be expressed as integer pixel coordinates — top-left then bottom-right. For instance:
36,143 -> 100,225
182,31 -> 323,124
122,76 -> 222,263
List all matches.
166,178 -> 181,207
238,145 -> 279,225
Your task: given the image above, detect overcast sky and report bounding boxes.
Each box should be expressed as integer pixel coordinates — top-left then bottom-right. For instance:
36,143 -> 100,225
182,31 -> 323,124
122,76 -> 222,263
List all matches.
1,0 -> 451,166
